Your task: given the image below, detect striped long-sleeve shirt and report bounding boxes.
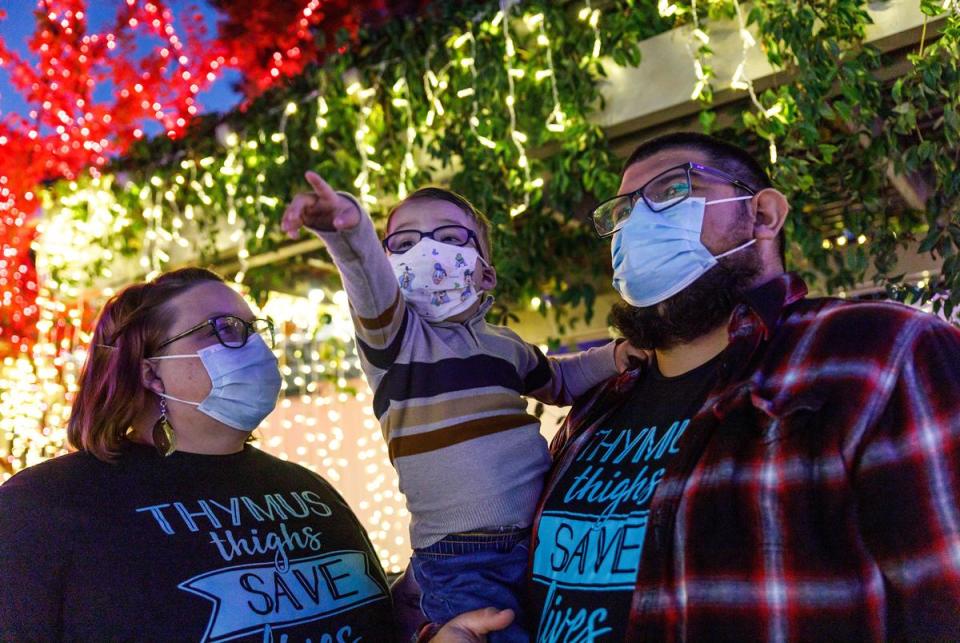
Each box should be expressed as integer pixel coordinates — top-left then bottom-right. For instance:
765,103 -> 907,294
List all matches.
314,196 -> 619,548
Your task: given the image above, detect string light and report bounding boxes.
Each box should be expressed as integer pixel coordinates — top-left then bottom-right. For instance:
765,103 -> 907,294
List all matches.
731,0 -> 780,164
657,0 -> 679,17
310,90 -> 329,152
261,0 -> 323,86
533,13 -> 566,136
682,0 -> 713,102
421,46 -> 450,130
349,74 -> 380,208
578,1 -> 603,62
500,7 -> 532,217
449,27 -> 490,149
390,74 -> 418,200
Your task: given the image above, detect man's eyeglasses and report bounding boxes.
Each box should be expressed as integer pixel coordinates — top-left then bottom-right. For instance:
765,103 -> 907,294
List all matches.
156,315 -> 275,351
591,162 -> 757,237
382,224 -> 484,259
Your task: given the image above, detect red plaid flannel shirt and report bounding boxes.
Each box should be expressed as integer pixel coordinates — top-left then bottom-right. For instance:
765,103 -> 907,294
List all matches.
534,273 -> 960,640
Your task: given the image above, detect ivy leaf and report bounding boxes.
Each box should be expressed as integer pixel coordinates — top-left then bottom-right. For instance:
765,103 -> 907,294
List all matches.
699,110 -> 717,133
818,144 -> 839,163
918,228 -> 943,255
834,100 -> 853,122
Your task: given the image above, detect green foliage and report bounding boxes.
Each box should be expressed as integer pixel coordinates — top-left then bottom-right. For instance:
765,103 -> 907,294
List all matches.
736,0 -> 959,317
40,0 -> 960,329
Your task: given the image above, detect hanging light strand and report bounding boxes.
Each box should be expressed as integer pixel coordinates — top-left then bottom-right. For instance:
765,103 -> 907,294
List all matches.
577,1 -> 603,62
531,13 -> 565,136
500,7 -> 531,217
390,74 -> 418,200
681,0 -> 713,102
731,0 -> 779,164
349,75 -> 381,208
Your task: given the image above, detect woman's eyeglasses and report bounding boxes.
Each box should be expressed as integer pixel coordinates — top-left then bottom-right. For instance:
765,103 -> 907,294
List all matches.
156,315 -> 275,350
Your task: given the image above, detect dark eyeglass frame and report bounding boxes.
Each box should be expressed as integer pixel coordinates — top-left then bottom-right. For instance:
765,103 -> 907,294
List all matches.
591,161 -> 757,238
382,224 -> 485,260
155,314 -> 275,351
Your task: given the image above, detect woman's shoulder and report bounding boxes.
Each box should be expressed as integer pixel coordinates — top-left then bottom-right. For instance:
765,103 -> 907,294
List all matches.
0,451 -> 107,523
1,451 -> 100,495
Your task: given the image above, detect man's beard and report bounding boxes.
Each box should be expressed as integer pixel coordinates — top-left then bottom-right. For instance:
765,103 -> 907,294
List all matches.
610,245 -> 764,351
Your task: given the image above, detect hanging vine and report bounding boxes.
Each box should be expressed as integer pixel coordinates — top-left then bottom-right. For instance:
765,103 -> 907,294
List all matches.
34,0 -> 960,334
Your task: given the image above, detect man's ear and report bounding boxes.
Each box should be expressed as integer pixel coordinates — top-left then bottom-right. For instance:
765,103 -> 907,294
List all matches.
477,260 -> 497,291
141,358 -> 165,397
753,188 -> 789,240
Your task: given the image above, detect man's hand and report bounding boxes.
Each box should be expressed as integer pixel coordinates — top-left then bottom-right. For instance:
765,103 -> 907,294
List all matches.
281,171 -> 361,239
431,608 -> 514,642
614,339 -> 650,373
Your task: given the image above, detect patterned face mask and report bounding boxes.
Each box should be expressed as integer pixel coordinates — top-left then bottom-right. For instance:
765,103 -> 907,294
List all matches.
387,237 -> 486,322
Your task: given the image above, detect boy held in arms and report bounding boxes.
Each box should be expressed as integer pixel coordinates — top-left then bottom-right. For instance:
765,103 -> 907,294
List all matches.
282,172 -> 636,641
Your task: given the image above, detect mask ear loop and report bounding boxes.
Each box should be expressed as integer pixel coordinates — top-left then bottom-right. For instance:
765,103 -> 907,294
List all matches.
146,354 -> 204,408
703,194 -> 757,259
715,238 -> 757,259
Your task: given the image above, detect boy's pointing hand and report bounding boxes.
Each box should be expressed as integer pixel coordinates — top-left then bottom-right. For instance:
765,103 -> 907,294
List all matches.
281,171 -> 361,239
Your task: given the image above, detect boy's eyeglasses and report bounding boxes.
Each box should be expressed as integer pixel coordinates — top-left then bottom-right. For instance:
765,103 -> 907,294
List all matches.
156,315 -> 275,351
382,224 -> 484,259
591,162 -> 757,237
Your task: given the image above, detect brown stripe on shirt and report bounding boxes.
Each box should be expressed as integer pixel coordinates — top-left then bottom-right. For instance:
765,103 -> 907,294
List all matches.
382,389 -> 527,438
353,289 -> 403,331
388,412 -> 537,461
351,291 -> 405,348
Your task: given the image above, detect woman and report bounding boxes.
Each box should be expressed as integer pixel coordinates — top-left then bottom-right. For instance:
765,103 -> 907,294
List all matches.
0,268 -> 397,641
0,267 -> 513,642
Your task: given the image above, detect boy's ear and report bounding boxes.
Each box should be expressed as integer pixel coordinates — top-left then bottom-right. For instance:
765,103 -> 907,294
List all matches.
477,260 -> 497,291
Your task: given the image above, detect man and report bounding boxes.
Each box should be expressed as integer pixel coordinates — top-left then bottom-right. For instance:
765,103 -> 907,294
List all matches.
524,131 -> 960,640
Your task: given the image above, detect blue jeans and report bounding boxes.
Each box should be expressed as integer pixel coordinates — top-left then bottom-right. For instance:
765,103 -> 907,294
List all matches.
411,528 -> 531,643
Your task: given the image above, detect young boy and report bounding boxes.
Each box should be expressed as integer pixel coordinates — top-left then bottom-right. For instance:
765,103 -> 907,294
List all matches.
282,172 -> 634,640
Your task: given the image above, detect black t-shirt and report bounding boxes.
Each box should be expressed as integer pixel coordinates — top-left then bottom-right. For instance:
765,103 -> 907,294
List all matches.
529,353 -> 721,641
0,441 -> 395,642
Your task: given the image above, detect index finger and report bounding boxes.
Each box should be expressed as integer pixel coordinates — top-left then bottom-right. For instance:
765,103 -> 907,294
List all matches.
305,171 -> 336,201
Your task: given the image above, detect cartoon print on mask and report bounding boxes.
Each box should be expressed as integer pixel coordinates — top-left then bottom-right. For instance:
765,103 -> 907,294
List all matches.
387,238 -> 484,322
454,253 -> 467,268
398,265 -> 415,291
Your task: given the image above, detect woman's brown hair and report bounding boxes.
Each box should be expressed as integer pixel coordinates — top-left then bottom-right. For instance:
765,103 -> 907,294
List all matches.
67,267 -> 224,461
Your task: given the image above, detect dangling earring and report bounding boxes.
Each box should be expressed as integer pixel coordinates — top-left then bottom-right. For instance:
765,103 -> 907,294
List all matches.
152,397 -> 176,457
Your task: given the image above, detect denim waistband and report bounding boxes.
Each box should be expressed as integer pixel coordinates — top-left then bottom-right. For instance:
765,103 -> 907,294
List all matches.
414,527 -> 532,558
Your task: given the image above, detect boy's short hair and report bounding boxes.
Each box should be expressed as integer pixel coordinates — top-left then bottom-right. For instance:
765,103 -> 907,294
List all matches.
387,187 -> 493,259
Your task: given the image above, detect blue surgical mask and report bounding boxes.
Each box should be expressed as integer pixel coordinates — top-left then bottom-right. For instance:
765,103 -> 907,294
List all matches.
149,334 -> 282,431
611,196 -> 756,307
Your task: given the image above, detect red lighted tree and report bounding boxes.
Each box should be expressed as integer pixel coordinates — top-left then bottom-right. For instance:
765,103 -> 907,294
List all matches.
0,0 -> 225,355
0,0 -> 435,356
